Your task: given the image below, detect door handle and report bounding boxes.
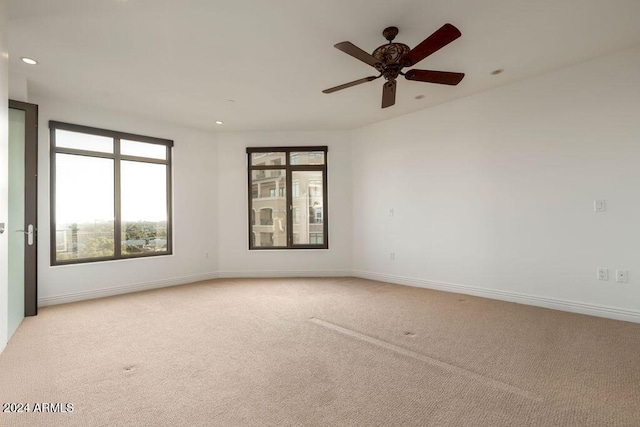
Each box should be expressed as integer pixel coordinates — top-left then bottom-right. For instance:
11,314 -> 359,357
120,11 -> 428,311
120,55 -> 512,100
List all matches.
16,224 -> 34,245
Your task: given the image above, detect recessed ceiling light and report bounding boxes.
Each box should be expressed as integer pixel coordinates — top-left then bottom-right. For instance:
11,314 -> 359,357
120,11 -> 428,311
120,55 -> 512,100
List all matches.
414,94 -> 425,100
490,69 -> 504,75
215,120 -> 224,125
21,57 -> 38,65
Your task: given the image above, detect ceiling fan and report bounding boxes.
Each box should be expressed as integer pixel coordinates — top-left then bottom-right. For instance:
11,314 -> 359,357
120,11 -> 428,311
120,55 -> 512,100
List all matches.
323,24 -> 465,108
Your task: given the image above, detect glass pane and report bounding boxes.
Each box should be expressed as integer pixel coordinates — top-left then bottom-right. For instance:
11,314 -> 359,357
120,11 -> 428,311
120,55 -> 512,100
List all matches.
121,161 -> 168,255
251,152 -> 285,166
290,151 -> 325,165
8,108 -> 25,336
121,139 -> 167,160
55,129 -> 113,153
55,154 -> 115,261
251,169 -> 287,247
292,171 -> 324,245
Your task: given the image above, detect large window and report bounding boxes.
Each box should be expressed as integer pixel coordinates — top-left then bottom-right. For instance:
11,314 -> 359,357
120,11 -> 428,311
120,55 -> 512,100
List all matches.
247,147 -> 328,249
50,121 -> 173,265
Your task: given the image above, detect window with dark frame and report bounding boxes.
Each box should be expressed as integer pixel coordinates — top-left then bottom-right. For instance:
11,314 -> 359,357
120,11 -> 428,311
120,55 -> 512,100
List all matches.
247,146 -> 328,250
49,121 -> 173,265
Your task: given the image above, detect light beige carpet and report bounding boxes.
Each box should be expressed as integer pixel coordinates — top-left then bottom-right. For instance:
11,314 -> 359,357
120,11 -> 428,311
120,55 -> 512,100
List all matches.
0,277 -> 639,426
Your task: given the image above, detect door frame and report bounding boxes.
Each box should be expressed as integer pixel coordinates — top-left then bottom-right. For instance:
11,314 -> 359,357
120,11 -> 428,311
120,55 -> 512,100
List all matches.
9,100 -> 38,317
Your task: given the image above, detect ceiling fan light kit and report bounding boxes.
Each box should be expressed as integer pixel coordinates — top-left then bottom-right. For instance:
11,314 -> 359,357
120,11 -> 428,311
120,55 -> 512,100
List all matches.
323,24 -> 465,108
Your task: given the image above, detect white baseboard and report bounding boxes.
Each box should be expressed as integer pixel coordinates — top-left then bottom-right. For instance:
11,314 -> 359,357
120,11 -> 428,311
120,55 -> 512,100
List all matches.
37,270 -> 350,306
38,269 -> 640,324
217,269 -> 352,279
38,272 -> 219,307
352,270 -> 640,324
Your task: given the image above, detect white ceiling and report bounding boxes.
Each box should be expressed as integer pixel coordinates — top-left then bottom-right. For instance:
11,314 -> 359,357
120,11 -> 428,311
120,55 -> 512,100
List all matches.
8,0 -> 640,132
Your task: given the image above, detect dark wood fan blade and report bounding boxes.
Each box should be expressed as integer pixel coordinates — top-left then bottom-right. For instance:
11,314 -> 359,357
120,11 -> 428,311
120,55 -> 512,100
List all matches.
401,23 -> 461,67
322,76 -> 379,94
381,80 -> 396,108
335,42 -> 382,68
405,69 -> 465,85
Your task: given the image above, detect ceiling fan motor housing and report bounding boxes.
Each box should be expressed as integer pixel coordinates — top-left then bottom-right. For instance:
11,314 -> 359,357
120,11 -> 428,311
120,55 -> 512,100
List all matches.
373,43 -> 410,66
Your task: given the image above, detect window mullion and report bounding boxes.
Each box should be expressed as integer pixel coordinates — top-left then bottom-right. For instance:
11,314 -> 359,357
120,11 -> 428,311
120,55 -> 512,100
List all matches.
166,146 -> 173,255
322,164 -> 328,249
114,138 -> 122,258
247,152 -> 253,249
49,129 -> 57,266
286,160 -> 292,248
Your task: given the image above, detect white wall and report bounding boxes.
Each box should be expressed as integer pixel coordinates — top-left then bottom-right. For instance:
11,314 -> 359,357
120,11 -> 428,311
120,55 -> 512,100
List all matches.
217,131 -> 352,277
351,46 -> 640,321
0,0 -> 9,351
33,96 -> 219,305
8,71 -> 27,102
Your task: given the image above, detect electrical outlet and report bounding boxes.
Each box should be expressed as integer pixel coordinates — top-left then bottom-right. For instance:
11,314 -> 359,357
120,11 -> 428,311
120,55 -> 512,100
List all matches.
389,208 -> 394,218
390,252 -> 395,261
616,270 -> 628,283
597,267 -> 608,281
594,200 -> 606,212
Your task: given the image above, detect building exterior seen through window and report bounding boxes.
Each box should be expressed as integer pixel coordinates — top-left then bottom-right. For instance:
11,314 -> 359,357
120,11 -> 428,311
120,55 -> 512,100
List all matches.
247,147 -> 328,249
49,121 -> 173,265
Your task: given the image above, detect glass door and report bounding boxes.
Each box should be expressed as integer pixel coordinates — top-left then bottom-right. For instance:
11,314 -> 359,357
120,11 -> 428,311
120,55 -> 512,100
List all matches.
8,107 -> 26,337
8,100 -> 38,341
